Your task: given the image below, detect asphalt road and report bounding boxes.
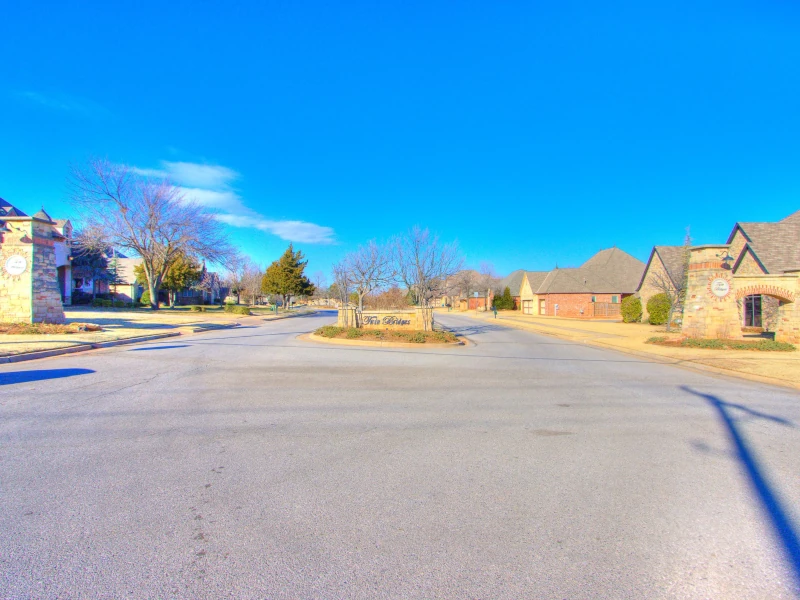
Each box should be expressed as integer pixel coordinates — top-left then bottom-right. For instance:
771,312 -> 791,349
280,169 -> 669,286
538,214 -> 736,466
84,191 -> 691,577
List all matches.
1,310 -> 799,599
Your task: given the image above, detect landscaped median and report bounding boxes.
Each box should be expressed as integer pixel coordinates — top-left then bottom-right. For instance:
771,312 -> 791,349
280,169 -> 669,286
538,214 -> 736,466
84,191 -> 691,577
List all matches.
457,309 -> 800,389
303,325 -> 464,348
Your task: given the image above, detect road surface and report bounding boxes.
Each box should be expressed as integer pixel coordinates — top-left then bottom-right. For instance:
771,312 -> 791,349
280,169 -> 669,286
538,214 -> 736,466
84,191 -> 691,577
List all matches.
1,310 -> 799,598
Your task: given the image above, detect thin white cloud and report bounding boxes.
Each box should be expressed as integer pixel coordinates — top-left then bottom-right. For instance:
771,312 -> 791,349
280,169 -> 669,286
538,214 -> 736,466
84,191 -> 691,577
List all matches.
14,90 -> 108,117
132,160 -> 335,244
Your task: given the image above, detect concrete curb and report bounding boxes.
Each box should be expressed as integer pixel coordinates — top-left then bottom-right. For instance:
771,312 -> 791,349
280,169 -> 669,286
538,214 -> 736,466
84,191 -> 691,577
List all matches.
0,332 -> 182,364
260,311 -> 315,322
188,323 -> 241,333
300,332 -> 465,349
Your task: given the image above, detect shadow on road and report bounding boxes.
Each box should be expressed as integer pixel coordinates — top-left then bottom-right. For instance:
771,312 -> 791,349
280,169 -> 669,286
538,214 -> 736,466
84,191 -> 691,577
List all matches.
681,385 -> 800,589
0,368 -> 95,385
129,345 -> 189,352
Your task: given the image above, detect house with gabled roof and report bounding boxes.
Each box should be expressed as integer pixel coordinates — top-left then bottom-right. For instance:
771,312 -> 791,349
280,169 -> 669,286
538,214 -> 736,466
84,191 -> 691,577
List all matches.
636,245 -> 689,321
495,269 -> 527,309
639,209 -> 800,331
518,248 -> 645,318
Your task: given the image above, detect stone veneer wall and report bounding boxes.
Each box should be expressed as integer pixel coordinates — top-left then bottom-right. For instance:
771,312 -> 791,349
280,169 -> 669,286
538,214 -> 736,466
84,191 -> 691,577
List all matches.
681,245 -> 800,343
0,217 -> 65,324
337,308 -> 433,331
681,246 -> 740,339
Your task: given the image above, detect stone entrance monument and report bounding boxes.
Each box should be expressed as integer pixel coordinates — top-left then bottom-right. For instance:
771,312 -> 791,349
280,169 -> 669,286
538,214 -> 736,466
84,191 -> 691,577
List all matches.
0,201 -> 66,324
682,244 -> 800,343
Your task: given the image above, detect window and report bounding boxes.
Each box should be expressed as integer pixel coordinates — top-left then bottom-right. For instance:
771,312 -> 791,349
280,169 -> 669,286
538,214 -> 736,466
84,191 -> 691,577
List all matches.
611,295 -> 619,304
73,278 -> 83,289
591,296 -> 596,302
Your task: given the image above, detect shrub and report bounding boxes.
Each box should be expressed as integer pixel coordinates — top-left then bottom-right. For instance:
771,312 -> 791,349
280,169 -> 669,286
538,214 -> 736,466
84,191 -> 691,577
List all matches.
224,304 -> 251,315
621,296 -> 642,323
345,328 -> 364,339
647,293 -> 671,325
91,299 -> 112,308
190,305 -> 206,312
140,290 -> 151,306
409,332 -> 427,343
112,301 -> 126,308
317,325 -> 344,338
493,286 -> 516,310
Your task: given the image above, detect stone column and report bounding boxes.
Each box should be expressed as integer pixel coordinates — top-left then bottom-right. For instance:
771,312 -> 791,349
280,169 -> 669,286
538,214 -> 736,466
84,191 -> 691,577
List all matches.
681,245 -> 739,339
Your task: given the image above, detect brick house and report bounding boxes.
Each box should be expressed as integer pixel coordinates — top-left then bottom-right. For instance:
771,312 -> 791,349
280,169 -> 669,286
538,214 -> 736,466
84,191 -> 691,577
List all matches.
518,248 -> 645,319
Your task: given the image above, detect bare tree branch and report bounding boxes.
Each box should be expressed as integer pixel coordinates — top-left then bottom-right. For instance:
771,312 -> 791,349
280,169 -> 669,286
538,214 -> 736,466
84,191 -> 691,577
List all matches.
68,158 -> 235,309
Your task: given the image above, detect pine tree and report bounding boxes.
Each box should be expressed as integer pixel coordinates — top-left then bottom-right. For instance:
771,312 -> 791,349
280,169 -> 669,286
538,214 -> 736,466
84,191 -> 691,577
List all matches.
261,244 -> 315,310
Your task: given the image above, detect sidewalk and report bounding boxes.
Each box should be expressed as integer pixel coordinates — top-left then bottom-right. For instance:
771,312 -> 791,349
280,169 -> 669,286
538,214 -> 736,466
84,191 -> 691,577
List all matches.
0,307 -> 315,359
456,310 -> 800,390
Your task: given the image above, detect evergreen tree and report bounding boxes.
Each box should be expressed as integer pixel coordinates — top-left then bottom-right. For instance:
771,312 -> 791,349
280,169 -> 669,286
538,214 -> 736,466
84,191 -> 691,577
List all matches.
261,244 -> 315,309
162,253 -> 204,306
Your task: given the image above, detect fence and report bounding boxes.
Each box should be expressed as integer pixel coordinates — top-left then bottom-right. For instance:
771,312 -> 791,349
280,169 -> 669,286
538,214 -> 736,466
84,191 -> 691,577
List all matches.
592,302 -> 621,318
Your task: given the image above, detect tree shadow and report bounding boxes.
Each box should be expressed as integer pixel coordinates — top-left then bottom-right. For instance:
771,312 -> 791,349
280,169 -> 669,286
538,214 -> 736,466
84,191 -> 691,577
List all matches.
0,368 -> 95,385
681,385 -> 800,588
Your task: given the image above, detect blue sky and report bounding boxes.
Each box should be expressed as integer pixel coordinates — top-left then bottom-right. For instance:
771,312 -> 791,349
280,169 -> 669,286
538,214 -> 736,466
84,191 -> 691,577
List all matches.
1,1 -> 799,279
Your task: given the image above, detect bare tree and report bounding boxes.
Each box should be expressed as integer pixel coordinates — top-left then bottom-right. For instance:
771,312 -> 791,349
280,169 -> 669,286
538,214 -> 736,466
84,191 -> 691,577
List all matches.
343,240 -> 395,312
393,226 -> 463,330
450,269 -> 478,308
312,271 -> 328,305
478,262 -> 499,311
240,260 -> 263,305
647,231 -> 692,332
331,261 -> 354,326
69,158 -> 234,309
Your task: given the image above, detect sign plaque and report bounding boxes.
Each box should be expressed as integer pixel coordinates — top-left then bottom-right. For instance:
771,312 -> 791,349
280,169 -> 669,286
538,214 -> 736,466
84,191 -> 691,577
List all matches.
4,255 -> 27,276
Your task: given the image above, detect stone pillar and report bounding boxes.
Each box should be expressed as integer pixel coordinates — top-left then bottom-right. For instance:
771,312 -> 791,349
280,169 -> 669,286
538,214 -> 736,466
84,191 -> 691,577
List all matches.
415,307 -> 433,331
0,217 -> 65,324
337,307 -> 356,327
681,245 -> 739,339
774,271 -> 800,344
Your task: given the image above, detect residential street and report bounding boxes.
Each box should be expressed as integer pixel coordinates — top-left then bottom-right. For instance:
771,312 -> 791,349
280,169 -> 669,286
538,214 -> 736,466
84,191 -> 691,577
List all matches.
1,310 -> 799,599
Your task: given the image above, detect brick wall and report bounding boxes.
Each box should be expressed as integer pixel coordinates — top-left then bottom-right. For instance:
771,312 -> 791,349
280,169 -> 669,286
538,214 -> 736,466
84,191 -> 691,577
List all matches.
539,293 -> 623,318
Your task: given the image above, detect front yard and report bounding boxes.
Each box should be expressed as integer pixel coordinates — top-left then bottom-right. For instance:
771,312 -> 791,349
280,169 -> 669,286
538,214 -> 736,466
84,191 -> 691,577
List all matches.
0,306 -> 314,357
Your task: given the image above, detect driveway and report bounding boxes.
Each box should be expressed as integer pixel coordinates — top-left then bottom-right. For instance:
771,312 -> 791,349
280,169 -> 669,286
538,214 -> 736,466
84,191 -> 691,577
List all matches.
1,310 -> 798,598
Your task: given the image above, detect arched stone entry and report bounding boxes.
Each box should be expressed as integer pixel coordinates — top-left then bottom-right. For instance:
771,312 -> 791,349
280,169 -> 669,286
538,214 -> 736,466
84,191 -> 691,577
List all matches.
681,245 -> 800,343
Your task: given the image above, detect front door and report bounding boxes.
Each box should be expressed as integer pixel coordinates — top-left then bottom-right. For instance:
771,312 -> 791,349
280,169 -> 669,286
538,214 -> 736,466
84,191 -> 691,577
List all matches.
522,300 -> 532,315
539,299 -> 546,315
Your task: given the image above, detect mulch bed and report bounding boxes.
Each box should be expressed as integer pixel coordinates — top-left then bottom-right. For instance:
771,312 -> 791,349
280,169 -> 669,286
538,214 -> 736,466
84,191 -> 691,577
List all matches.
316,326 -> 457,344
0,322 -> 103,335
647,336 -> 795,352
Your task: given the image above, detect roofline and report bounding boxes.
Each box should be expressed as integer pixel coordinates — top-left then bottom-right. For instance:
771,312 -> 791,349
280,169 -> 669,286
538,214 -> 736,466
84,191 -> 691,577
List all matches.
732,243 -> 769,275
635,247 -> 659,292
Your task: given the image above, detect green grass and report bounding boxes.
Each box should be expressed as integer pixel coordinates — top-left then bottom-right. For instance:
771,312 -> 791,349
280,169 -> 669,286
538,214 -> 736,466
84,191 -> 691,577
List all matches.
646,336 -> 795,352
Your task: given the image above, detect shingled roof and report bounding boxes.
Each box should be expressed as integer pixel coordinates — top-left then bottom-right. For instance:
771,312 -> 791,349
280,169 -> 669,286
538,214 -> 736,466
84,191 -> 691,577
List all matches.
727,209 -> 800,273
497,269 -> 527,296
528,248 -> 645,295
636,245 -> 688,291
0,200 -> 27,218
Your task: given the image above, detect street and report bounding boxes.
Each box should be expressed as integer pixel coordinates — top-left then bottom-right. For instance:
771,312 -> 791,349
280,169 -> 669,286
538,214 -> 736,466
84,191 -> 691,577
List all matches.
1,310 -> 799,599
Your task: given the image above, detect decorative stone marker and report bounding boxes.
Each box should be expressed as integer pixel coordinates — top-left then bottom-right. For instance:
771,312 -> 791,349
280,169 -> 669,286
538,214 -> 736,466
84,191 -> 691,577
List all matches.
337,307 -> 434,331
682,244 -> 800,343
0,205 -> 65,324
